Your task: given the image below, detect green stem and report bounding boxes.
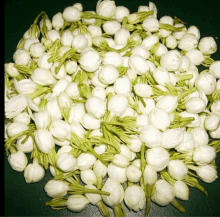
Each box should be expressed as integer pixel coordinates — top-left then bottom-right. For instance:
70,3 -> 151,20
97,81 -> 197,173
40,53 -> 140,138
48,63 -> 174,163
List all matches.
97,201 -> 110,217
113,203 -> 126,217
171,199 -> 186,213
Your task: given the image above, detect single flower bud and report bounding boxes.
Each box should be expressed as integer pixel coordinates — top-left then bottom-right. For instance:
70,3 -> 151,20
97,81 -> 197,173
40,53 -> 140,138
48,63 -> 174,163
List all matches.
60,30 -> 74,47
152,179 -> 175,206
8,150 -> 28,172
209,61 -> 220,79
196,165 -> 218,183
186,49 -> 205,66
81,113 -> 101,130
198,36 -> 217,55
56,152 -> 78,172
211,100 -> 220,116
46,97 -> 63,120
125,165 -> 142,183
93,160 -> 107,179
16,135 -> 34,153
72,34 -> 88,53
209,125 -> 220,139
44,180 -> 69,198
37,52 -> 53,69
67,195 -> 90,212
13,111 -> 31,125
191,127 -> 209,147
98,64 -> 119,85
114,75 -> 132,95
13,49 -> 31,66
124,185 -> 146,211
187,25 -> 200,39
204,113 -> 220,131
29,42 -> 45,58
175,131 -> 195,153
174,181 -> 189,200
114,28 -> 130,46
168,160 -> 188,180
102,20 -> 121,34
153,67 -> 170,86
193,145 -> 216,165
179,56 -> 190,72
96,0 -> 116,17
52,12 -> 64,31
112,154 -> 130,168
5,63 -> 19,77
146,147 -> 170,172
185,97 -> 206,114
107,163 -> 127,183
156,95 -> 178,113
46,29 -> 60,42
63,6 -> 81,22
7,121 -> 29,138
84,185 -> 102,205
142,34 -> 159,50
77,153 -> 96,170
143,164 -> 157,185
65,60 -> 78,75
178,33 -> 198,51
115,6 -> 130,22
134,83 -> 153,98
127,135 -> 142,153
68,103 -> 86,123
24,160 -> 45,183
80,169 -> 97,185
166,35 -> 177,49
102,51 -> 123,67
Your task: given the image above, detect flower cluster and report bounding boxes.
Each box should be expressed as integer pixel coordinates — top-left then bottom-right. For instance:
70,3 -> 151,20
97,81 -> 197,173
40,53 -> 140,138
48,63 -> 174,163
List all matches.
4,0 -> 220,216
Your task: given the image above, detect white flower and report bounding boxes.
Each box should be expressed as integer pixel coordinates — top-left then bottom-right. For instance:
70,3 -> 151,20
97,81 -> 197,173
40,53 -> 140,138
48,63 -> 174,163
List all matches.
98,64 -> 119,84
87,25 -> 102,38
191,127 -> 209,147
143,164 -> 157,185
81,113 -> 101,130
174,181 -> 189,200
46,29 -> 60,42
196,165 -> 218,183
168,160 -> 188,180
131,45 -> 150,59
198,36 -> 217,55
72,34 -> 88,53
148,108 -> 170,131
125,165 -> 142,183
92,86 -> 106,101
85,96 -> 106,119
101,178 -> 124,207
102,20 -> 121,34
46,97 -> 62,120
209,61 -> 220,79
107,163 -> 127,183
153,67 -> 170,86
52,12 -> 64,31
34,129 -> 55,154
13,49 -> 31,66
7,122 -> 29,138
134,83 -> 153,98
195,72 -> 216,95
79,49 -> 101,72
156,95 -> 178,113
175,131 -> 195,153
179,111 -> 201,128
127,135 -> 142,153
80,169 -> 97,185
68,103 -> 86,123
51,62 -> 66,79
16,135 -> 34,153
209,125 -> 220,139
179,56 -> 190,72
24,160 -> 45,183
160,50 -> 182,72
16,79 -> 37,95
145,147 -> 170,171
185,97 -> 206,113
114,28 -> 130,46
139,98 -> 156,115
8,150 -> 28,172
96,0 -> 116,17
178,33 -> 198,51
77,153 -> 96,170
166,35 -> 177,49
124,185 -> 146,211
63,6 -> 81,22
140,124 -> 161,148
108,94 -> 128,117
44,180 -> 69,198
204,113 -> 220,131
73,2 -> 83,11
37,52 -> 53,69
161,128 -> 184,149
31,67 -> 55,86
93,160 -> 107,179
173,23 -> 187,40
102,51 -> 123,67
142,17 -> 159,32
154,43 -> 168,57
65,60 -> 78,75
152,179 -> 175,206
29,42 -> 45,58
115,6 -> 130,22
184,69 -> 199,86
128,54 -> 150,75
193,145 -> 216,165
60,30 -> 74,47
5,95 -> 27,119
34,110 -> 51,129
142,35 -> 159,50
67,195 -> 90,212
114,75 -> 132,95
187,25 -> 200,39
211,100 -> 220,116
56,152 -> 78,172
136,114 -> 149,129
65,82 -> 80,99
186,49 -> 205,66
84,185 -> 102,205
120,144 -> 132,161
112,154 -> 129,168
5,63 -> 19,77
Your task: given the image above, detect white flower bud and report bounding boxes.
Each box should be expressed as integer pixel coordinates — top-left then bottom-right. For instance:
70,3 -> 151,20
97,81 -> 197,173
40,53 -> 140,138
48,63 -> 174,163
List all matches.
139,98 -> 156,115
68,103 -> 86,123
160,50 -> 182,72
140,124 -> 161,148
175,131 -> 195,153
92,86 -> 106,101
72,34 -> 88,53
52,12 -> 64,31
133,83 -> 153,98
186,49 -> 205,66
16,135 -> 34,153
187,25 -> 200,39
96,0 -> 116,18
80,169 -> 97,186
115,6 -> 130,22
143,164 -> 157,185
179,56 -> 190,72
128,54 -> 150,75
178,33 -> 198,51
209,125 -> 220,139
196,165 -> 218,183
31,67 -> 55,86
64,60 -> 78,75
16,79 -> 37,95
81,113 -> 101,130
153,67 -> 170,86
84,185 -> 102,205
102,51 -> 123,67
101,178 -> 124,207
46,29 -> 60,42
184,69 -> 199,86
154,43 -> 168,57
112,154 -> 130,168
107,163 -> 127,183
57,145 -> 72,156
211,100 -> 220,116
39,18 -> 52,32
87,25 -> 102,38
13,111 -> 30,125
108,94 -> 128,117
168,160 -> 188,180
93,160 -> 107,178
193,145 -> 216,165
185,97 -> 206,114
142,34 -> 159,50
37,52 -> 53,69
191,127 -> 209,147
44,180 -> 69,198
195,72 -> 216,95
8,150 -> 28,172
142,17 -> 159,32
67,195 -> 90,212
63,6 -> 81,22
79,49 -> 101,72
204,113 -> 220,131
152,179 -> 175,206
24,160 -> 45,183
29,42 -> 45,58
148,108 -> 170,131
114,75 -> 132,95
102,20 -> 121,34
56,152 -> 78,172
179,111 -> 201,128
124,185 -> 146,211
127,135 -> 142,153
146,147 -> 170,171
13,49 -> 31,66
209,61 -> 220,79
125,165 -> 142,183
131,45 -> 150,59
23,38 -> 39,51
7,122 -> 28,138
156,95 -> 178,113
5,63 -> 19,77
166,35 -> 177,49
65,82 -> 80,99
174,181 -> 189,200
198,36 -> 217,55
35,129 -> 55,154
60,30 -> 74,47
85,96 -> 106,119
73,3 -> 83,11
114,28 -> 130,46
77,153 -> 96,170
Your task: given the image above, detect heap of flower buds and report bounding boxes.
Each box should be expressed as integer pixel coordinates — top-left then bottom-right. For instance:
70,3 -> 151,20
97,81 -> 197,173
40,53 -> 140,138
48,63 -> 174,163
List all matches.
4,0 -> 220,216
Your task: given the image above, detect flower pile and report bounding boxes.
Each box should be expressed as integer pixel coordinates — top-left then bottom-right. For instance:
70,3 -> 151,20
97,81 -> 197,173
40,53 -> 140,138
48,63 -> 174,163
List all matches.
4,0 -> 220,216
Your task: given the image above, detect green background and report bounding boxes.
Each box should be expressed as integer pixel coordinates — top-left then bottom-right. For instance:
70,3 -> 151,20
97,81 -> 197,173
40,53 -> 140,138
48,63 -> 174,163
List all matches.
4,0 -> 220,216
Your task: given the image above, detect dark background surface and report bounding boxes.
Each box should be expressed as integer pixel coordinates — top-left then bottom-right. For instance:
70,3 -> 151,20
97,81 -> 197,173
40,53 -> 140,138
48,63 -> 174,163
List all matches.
4,0 -> 220,216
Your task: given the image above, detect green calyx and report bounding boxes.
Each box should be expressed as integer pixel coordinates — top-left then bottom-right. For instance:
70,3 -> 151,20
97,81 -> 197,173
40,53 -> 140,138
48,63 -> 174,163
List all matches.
160,171 -> 176,185
47,39 -> 62,62
45,197 -> 67,210
14,62 -> 38,76
28,85 -> 52,100
173,16 -> 187,25
202,56 -> 214,67
171,199 -> 186,213
128,11 -> 154,24
150,42 -> 160,55
169,151 -> 193,163
209,139 -> 220,153
144,183 -> 155,216
77,82 -> 91,99
81,11 -> 113,21
159,23 -> 185,32
113,203 -> 126,217
97,201 -> 110,217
